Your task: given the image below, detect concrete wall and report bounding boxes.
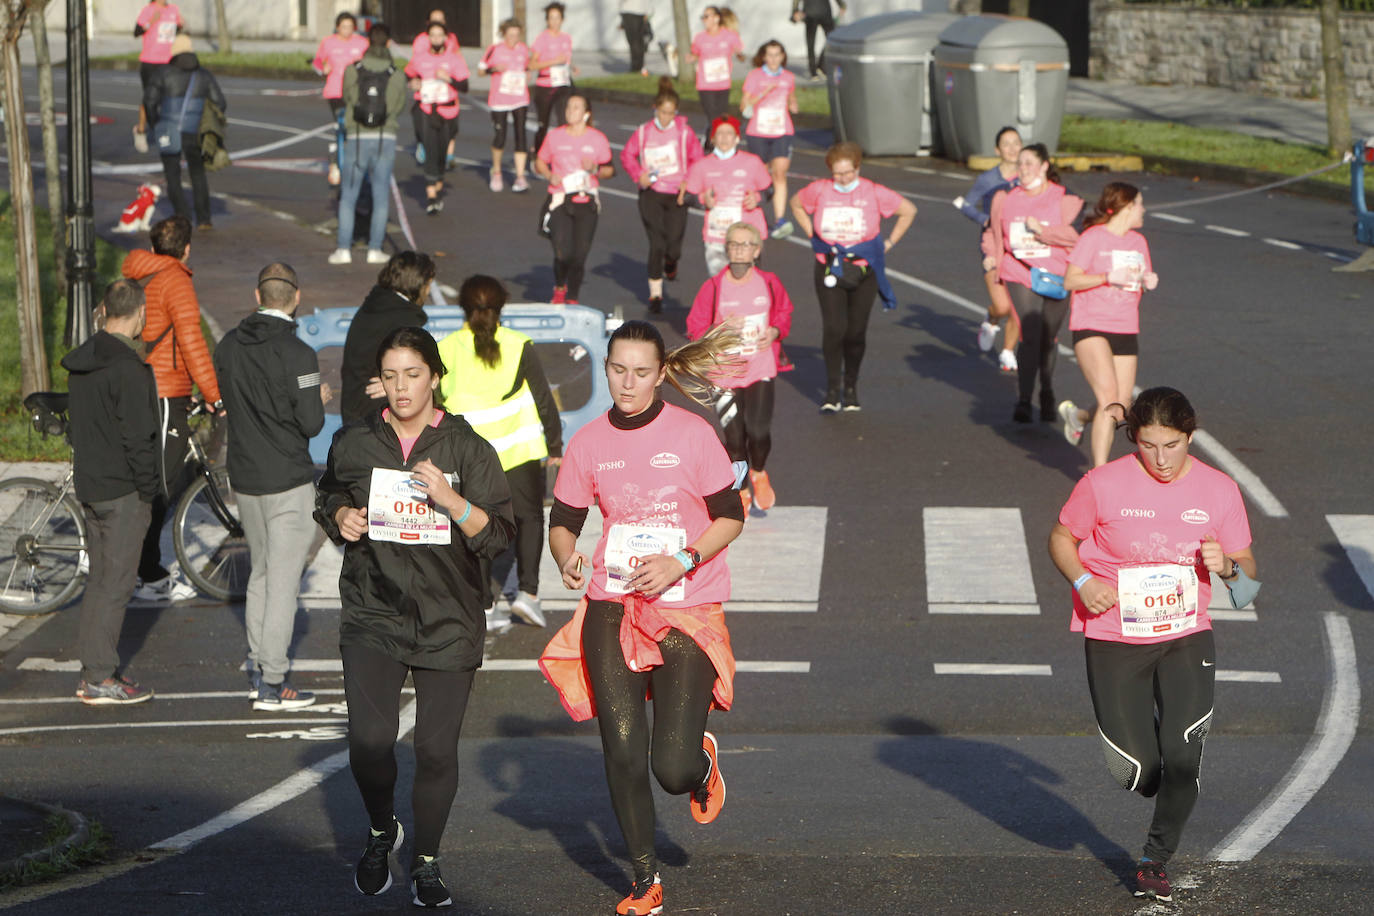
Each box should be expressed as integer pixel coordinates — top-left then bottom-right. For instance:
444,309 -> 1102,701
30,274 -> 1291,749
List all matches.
37,1 -> 348,41
1090,0 -> 1374,106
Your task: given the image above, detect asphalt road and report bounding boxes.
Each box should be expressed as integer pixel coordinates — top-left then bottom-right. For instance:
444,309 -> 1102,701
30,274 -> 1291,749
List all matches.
1,69 -> 1371,915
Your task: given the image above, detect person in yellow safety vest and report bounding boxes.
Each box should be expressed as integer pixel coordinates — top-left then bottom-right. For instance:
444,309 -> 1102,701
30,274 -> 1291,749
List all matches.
438,275 -> 564,630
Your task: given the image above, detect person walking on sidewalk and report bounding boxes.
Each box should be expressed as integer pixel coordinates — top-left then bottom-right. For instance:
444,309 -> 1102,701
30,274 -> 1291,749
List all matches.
534,91 -> 615,304
121,215 -> 222,603
621,77 -> 703,313
530,3 -> 577,158
619,0 -> 651,77
132,0 -> 183,144
689,6 -> 744,152
64,281 -> 161,706
791,0 -> 845,82
958,125 -> 1022,372
340,251 -> 436,424
405,21 -> 470,214
437,275 -> 563,629
214,263 -> 330,711
330,22 -> 408,266
142,34 -> 226,229
317,326 -> 514,907
312,11 -> 369,187
479,18 -> 534,193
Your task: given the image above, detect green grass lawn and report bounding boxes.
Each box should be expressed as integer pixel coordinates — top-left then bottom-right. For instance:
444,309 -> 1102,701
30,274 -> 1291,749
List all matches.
0,194 -> 127,462
576,73 -> 832,117
91,50 -> 409,79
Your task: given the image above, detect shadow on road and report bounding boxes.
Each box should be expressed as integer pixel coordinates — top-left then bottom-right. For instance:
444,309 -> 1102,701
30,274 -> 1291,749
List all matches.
1321,541 -> 1374,612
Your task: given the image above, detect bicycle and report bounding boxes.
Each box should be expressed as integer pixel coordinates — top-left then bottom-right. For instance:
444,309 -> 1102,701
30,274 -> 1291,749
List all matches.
0,393 -> 251,614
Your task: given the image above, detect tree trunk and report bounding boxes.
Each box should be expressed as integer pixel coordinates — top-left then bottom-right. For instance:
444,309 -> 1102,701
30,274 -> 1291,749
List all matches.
1,1 -> 53,397
30,0 -> 65,290
672,0 -> 691,89
1319,0 -> 1351,159
214,0 -> 231,54
512,0 -> 526,35
1009,0 -> 1030,18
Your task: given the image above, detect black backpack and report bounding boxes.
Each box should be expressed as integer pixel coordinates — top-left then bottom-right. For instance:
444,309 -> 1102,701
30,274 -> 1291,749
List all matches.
353,61 -> 394,129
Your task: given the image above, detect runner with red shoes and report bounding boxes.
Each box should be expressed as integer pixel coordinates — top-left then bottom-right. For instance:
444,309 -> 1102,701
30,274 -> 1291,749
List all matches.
539,319 -> 745,916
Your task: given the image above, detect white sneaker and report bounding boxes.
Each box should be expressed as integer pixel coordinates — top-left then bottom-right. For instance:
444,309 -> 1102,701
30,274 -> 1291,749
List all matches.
133,573 -> 197,603
485,604 -> 512,634
509,592 -> 546,628
977,320 -> 999,352
1058,400 -> 1085,445
132,126 -> 149,153
328,248 -> 352,265
998,349 -> 1018,372
366,249 -> 388,264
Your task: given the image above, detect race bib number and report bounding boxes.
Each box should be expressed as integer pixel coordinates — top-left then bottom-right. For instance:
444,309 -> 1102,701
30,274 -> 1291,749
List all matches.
1117,563 -> 1199,639
1111,249 -> 1145,292
420,79 -> 452,105
703,57 -> 730,84
499,69 -> 527,96
736,312 -> 768,356
1009,219 -> 1050,260
549,63 -> 571,87
561,169 -> 591,193
156,20 -> 177,44
756,105 -> 786,136
604,524 -> 688,602
819,205 -> 866,245
707,204 -> 743,241
643,143 -> 680,177
367,468 -> 454,545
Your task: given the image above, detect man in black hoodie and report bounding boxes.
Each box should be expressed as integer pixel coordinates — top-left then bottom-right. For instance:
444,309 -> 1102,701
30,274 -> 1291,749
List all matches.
213,263 -> 328,710
63,280 -> 161,705
339,250 -> 434,424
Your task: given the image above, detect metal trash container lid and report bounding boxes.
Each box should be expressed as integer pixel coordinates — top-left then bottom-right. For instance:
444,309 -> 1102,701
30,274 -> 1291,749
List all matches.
826,10 -> 960,60
936,15 -> 1067,52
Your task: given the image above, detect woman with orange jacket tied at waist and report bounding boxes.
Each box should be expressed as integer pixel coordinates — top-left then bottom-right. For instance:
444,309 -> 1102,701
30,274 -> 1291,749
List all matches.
983,142 -> 1082,424
539,320 -> 746,916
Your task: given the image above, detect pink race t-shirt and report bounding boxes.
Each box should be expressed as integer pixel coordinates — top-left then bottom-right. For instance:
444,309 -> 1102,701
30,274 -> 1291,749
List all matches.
998,184 -> 1072,287
796,178 -> 904,250
482,42 -> 531,110
743,68 -> 795,138
554,404 -> 737,609
313,33 -> 369,100
1058,454 -> 1252,645
137,3 -> 182,64
405,46 -> 470,118
682,151 -> 773,244
412,32 -> 459,56
1068,225 -> 1153,334
692,30 -> 742,91
532,30 -> 573,88
537,126 -> 613,195
713,269 -> 778,388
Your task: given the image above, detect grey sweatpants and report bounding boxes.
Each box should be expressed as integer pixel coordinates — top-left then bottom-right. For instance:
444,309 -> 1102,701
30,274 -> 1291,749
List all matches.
77,492 -> 151,683
238,482 -> 316,683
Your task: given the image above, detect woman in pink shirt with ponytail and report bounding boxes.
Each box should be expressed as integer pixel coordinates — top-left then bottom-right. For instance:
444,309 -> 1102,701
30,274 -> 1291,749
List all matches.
479,18 -> 534,193
312,12 -> 369,186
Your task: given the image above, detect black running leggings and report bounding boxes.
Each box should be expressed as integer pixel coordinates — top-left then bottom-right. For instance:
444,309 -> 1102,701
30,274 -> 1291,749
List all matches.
533,85 -> 571,156
1086,630 -> 1215,864
549,198 -> 599,298
582,600 -> 716,882
490,458 -> 545,598
813,260 -> 879,392
1007,281 -> 1068,407
491,106 -> 528,153
418,110 -> 458,184
342,643 -> 476,858
723,379 -> 774,470
699,89 -> 731,152
638,189 -> 689,280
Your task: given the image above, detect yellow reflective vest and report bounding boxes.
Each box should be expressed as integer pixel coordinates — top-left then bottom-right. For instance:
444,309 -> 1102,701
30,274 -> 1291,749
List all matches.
437,326 -> 549,471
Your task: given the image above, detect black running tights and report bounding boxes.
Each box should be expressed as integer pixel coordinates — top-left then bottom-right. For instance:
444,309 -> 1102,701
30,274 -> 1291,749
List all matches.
342,643 -> 476,858
549,199 -> 599,298
582,600 -> 716,882
533,85 -> 570,156
813,261 -> 878,392
638,189 -> 689,280
1008,281 -> 1068,407
491,106 -> 528,153
1085,630 -> 1215,864
723,379 -> 774,471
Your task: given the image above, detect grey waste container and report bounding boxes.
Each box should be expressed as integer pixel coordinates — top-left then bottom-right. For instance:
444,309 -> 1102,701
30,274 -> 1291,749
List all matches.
826,11 -> 959,157
932,15 -> 1069,162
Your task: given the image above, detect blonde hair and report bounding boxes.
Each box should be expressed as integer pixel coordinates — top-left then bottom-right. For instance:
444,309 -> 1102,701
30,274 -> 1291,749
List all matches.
718,6 -> 739,32
608,320 -> 744,407
725,221 -> 761,246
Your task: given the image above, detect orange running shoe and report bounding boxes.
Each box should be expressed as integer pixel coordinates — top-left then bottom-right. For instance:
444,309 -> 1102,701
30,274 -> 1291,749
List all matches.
739,488 -> 752,514
616,874 -> 663,915
690,731 -> 725,824
749,469 -> 776,510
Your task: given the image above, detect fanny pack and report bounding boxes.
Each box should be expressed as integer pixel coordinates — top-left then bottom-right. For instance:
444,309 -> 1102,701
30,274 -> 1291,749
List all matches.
1029,266 -> 1067,300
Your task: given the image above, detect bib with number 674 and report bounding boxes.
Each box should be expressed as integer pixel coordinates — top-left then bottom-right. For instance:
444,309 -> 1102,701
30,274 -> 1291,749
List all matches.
367,468 -> 457,545
603,523 -> 688,602
1117,562 -> 1199,639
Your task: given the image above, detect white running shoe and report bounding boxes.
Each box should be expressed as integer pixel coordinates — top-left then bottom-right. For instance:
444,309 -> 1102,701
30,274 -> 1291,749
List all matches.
133,573 -> 197,603
485,604 -> 513,634
366,249 -> 388,264
328,248 -> 352,265
977,320 -> 998,352
1058,400 -> 1085,445
489,171 -> 504,192
509,592 -> 546,628
998,349 -> 1018,372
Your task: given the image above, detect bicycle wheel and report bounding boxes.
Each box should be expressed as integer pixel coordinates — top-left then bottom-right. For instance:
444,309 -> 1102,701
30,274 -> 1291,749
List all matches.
173,468 -> 250,602
0,477 -> 86,615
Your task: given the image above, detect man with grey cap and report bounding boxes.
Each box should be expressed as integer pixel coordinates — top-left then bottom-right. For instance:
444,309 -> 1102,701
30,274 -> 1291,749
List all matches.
213,263 -> 331,710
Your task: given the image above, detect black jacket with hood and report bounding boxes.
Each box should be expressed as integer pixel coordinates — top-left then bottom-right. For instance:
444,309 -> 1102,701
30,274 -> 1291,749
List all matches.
340,285 -> 427,425
213,310 -> 325,496
144,52 -> 227,154
316,410 -> 516,671
61,331 -> 161,505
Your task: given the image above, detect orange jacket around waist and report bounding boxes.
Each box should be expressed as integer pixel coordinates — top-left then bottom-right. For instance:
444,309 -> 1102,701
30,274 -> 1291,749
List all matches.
538,595 -> 735,722
122,249 -> 221,402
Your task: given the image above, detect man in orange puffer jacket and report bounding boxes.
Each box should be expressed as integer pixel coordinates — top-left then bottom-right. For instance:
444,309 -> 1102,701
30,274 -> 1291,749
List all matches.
120,215 -> 222,602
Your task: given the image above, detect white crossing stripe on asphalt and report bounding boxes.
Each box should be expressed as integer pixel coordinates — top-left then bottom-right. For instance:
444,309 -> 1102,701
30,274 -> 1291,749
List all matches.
924,507 -> 1039,615
1151,212 -> 1194,224
1262,238 -> 1304,250
933,663 -> 1053,676
1326,515 -> 1374,604
1216,670 -> 1282,683
17,658 -> 80,672
1205,224 -> 1251,237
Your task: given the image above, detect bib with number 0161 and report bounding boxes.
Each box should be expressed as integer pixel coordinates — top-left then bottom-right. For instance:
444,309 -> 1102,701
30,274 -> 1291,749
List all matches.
368,468 -> 455,545
1117,562 -> 1199,639
604,523 -> 688,602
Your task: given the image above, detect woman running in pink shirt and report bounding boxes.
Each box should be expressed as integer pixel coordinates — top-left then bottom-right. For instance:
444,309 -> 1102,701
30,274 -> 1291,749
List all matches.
688,6 -> 744,151
680,116 -> 773,277
530,3 -> 578,157
741,40 -> 800,240
533,92 -> 615,304
404,22 -> 470,214
312,12 -> 369,186
479,18 -> 534,193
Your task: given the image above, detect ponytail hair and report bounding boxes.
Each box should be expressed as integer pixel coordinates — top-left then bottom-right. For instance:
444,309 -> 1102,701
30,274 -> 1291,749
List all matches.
1125,387 -> 1197,443
653,75 -> 679,109
1083,181 -> 1139,230
607,320 -> 744,406
717,6 -> 739,32
1022,142 -> 1061,186
458,274 -> 506,368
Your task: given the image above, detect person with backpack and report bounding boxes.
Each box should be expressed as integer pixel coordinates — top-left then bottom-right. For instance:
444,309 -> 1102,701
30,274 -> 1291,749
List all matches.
330,22 -> 409,266
142,33 -> 226,229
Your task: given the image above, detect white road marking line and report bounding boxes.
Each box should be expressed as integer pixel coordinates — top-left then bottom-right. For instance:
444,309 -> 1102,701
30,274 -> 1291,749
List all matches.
1210,609 -> 1259,622
1325,515 -> 1374,602
1204,224 -> 1251,237
904,166 -> 937,175
1190,430 -> 1289,518
933,663 -> 1053,676
924,507 -> 1038,609
1208,613 -> 1360,861
1150,212 -> 1194,224
1325,251 -> 1354,262
17,657 -> 80,671
1215,670 -> 1282,683
1262,238 -> 1304,250
271,658 -> 809,674
0,717 -> 349,737
0,688 -> 358,705
928,603 -> 1040,615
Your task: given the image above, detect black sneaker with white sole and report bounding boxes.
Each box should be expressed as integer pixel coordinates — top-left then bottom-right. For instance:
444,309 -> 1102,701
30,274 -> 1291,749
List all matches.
355,817 -> 404,895
410,856 -> 453,908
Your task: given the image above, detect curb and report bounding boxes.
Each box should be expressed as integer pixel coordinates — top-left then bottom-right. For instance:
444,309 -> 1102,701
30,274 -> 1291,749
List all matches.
0,797 -> 91,882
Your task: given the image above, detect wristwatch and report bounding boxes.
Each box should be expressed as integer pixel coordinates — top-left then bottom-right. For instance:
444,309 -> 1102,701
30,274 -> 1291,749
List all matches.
684,547 -> 703,571
1221,558 -> 1239,580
